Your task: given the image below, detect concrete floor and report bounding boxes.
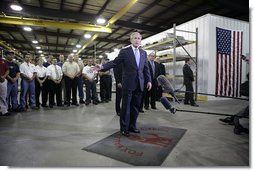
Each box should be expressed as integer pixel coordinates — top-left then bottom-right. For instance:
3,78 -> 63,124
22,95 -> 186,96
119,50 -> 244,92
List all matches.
0,97 -> 249,167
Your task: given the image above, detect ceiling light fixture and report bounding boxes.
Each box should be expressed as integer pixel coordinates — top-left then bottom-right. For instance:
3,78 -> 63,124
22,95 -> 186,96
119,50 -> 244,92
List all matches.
73,49 -> 77,53
10,4 -> 23,11
32,40 -> 38,44
84,33 -> 92,39
23,26 -> 32,31
38,50 -> 42,53
76,44 -> 81,48
36,46 -> 41,49
96,17 -> 106,25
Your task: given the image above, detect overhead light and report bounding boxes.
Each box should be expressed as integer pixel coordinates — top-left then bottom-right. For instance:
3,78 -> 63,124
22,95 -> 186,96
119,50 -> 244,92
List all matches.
10,4 -> 23,11
99,55 -> 103,58
84,33 -> 91,39
23,27 -> 32,32
32,40 -> 38,44
40,54 -> 44,56
76,44 -> 81,48
70,53 -> 74,56
36,46 -> 41,49
96,17 -> 106,25
73,49 -> 77,53
38,50 -> 42,53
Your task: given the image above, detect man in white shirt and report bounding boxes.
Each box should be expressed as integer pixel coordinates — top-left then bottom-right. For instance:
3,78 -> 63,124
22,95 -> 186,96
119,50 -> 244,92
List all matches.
19,54 -> 38,111
34,58 -> 47,108
46,58 -> 63,108
82,58 -> 99,105
62,55 -> 80,106
74,55 -> 85,104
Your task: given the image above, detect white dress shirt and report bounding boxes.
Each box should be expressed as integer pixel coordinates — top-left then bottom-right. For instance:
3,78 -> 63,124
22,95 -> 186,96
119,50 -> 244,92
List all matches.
19,62 -> 36,79
35,65 -> 47,78
46,64 -> 63,80
82,65 -> 97,80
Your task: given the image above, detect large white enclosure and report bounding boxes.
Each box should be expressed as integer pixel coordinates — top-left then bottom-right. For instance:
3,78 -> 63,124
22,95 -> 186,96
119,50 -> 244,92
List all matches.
141,13 -> 249,100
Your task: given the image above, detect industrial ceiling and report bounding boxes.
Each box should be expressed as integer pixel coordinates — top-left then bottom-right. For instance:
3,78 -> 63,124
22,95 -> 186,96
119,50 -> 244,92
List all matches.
0,0 -> 249,59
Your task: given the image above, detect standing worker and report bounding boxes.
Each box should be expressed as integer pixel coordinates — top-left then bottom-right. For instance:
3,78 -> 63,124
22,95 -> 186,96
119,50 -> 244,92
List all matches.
183,58 -> 198,107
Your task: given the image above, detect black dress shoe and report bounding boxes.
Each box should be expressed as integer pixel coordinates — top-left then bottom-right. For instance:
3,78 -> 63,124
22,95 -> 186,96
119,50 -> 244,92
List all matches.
184,102 -> 189,105
219,117 -> 234,125
151,106 -> 157,109
139,110 -> 144,113
79,100 -> 85,104
191,104 -> 199,107
144,106 -> 149,110
2,112 -> 11,116
116,112 -> 120,116
234,125 -> 249,134
31,106 -> 39,110
129,128 -> 140,133
121,130 -> 130,137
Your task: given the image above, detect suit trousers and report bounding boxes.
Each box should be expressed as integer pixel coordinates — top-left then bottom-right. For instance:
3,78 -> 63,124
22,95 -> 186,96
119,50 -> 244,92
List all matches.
42,78 -> 50,106
115,86 -> 122,114
184,83 -> 195,105
35,77 -> 47,107
48,80 -> 62,106
65,77 -> 78,104
100,76 -> 111,101
144,83 -> 157,108
120,87 -> 142,131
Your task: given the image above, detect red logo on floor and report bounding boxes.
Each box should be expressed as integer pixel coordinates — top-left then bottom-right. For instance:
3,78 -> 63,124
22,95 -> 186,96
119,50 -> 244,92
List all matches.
127,133 -> 172,147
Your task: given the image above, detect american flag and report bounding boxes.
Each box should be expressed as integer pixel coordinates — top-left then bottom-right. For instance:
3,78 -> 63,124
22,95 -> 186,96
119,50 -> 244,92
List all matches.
215,27 -> 243,97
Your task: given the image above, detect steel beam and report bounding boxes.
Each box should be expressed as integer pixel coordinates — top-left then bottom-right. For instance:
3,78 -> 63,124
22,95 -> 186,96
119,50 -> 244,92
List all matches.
0,15 -> 112,33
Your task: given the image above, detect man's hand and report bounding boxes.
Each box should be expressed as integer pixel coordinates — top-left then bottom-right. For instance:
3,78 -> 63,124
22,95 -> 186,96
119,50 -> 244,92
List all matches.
0,76 -> 5,83
147,82 -> 152,91
117,83 -> 122,88
93,64 -> 102,72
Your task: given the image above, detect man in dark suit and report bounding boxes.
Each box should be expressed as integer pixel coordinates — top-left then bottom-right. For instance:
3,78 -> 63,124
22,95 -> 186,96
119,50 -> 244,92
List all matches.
143,52 -> 160,110
113,63 -> 123,116
183,58 -> 198,107
96,32 -> 152,136
155,57 -> 166,101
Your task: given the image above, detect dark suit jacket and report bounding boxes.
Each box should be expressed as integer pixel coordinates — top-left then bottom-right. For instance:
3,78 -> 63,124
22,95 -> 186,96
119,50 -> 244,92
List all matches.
102,46 -> 151,91
148,61 -> 160,87
183,63 -> 194,85
159,63 -> 166,76
113,63 -> 123,85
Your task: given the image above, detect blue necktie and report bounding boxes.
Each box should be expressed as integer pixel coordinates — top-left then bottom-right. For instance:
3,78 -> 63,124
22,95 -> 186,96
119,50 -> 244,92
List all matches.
134,48 -> 140,67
